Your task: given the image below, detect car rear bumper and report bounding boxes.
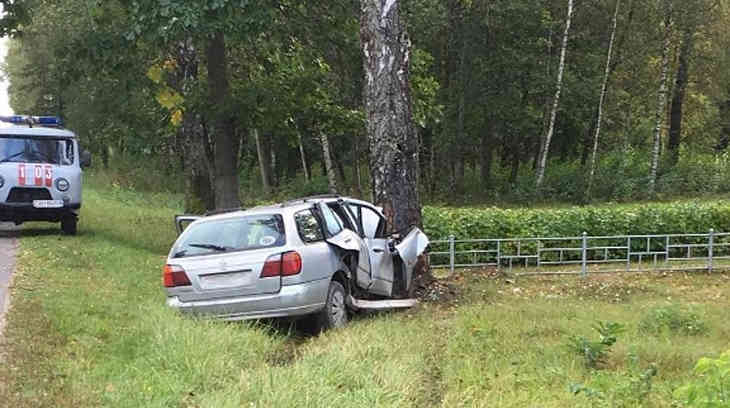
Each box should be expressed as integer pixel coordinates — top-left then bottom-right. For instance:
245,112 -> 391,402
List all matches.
166,278 -> 330,321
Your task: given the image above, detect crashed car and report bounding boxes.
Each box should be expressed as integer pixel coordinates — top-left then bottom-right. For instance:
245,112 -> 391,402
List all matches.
163,195 -> 429,329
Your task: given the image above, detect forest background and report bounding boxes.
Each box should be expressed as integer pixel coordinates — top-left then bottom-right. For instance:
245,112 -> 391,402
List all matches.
2,0 -> 729,209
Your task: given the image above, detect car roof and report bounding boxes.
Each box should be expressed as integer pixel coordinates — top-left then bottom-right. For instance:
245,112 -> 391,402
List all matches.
0,123 -> 76,138
198,196 -> 377,222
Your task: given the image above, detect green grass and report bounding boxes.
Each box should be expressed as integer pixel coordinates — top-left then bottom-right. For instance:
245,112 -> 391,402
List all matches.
1,180 -> 729,407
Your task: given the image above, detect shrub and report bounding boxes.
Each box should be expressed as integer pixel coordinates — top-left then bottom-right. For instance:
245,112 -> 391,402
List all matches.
422,200 -> 730,240
675,350 -> 730,407
568,321 -> 626,369
638,306 -> 708,336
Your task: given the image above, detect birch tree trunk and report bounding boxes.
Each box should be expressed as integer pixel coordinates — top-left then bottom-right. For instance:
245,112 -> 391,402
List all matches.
253,128 -> 271,194
319,131 -> 338,194
648,0 -> 673,196
296,130 -> 310,182
536,0 -> 574,188
361,0 -> 421,232
270,148 -> 278,187
353,133 -> 362,197
586,0 -> 621,199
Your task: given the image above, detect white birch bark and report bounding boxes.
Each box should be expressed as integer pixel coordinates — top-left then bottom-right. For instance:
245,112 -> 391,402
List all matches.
536,0 -> 574,188
361,0 -> 421,231
648,0 -> 673,195
319,131 -> 338,194
586,0 -> 621,198
296,130 -> 310,182
253,128 -> 271,194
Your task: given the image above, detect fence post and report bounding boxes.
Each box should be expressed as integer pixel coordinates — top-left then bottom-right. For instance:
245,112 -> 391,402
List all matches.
581,232 -> 588,278
708,228 -> 714,273
449,234 -> 455,277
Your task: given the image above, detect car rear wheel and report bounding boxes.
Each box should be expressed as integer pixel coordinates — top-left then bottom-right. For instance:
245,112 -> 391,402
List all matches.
314,280 -> 348,331
61,216 -> 77,235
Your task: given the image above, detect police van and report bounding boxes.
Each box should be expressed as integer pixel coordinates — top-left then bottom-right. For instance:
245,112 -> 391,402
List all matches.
0,115 -> 90,234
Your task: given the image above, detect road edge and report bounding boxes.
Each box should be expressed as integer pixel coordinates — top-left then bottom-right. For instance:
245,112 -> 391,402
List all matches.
0,230 -> 17,338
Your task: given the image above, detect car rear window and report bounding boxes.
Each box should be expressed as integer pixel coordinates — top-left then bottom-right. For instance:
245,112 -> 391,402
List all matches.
172,214 -> 285,258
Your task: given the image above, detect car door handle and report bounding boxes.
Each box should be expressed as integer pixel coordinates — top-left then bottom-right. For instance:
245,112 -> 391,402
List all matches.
373,248 -> 385,253
344,238 -> 352,243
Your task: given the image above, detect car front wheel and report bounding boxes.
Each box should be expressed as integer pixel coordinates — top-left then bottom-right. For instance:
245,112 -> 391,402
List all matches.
315,280 -> 348,331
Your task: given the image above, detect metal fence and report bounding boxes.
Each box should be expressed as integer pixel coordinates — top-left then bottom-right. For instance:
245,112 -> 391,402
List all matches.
428,229 -> 730,277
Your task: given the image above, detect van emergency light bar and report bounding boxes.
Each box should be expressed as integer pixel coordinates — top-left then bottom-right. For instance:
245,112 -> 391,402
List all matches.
0,115 -> 63,127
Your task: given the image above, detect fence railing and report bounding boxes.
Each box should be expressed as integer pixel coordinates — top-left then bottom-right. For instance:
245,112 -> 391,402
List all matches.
428,230 -> 730,277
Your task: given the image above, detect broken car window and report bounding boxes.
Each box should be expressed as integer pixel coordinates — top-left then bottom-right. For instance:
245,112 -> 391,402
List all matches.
320,203 -> 343,237
360,206 -> 383,239
295,209 -> 325,243
328,203 -> 356,232
347,204 -> 362,234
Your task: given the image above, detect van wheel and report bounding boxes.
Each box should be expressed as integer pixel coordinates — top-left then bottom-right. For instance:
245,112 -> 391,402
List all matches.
314,280 -> 348,331
61,217 -> 78,235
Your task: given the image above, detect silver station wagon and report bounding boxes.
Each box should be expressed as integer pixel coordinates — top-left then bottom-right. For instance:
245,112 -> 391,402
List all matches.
164,196 -> 429,330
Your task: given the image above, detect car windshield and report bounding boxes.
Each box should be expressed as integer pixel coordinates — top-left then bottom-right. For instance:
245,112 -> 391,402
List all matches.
173,214 -> 286,258
0,136 -> 74,165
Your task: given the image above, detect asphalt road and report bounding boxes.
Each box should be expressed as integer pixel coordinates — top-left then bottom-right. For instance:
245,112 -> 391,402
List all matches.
0,222 -> 17,334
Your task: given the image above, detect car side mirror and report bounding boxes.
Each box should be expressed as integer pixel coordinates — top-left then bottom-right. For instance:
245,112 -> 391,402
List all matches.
80,150 -> 92,168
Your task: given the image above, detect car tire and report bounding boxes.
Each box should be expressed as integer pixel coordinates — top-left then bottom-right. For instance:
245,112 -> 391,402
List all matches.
314,280 -> 348,331
61,217 -> 77,235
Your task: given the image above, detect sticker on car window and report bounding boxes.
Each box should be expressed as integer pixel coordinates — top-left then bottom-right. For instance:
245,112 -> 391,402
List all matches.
260,236 -> 276,246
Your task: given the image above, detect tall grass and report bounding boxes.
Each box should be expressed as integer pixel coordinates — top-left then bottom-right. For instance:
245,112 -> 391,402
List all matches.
1,178 -> 729,407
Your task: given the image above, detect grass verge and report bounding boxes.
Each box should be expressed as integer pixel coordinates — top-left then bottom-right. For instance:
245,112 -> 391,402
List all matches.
0,182 -> 728,407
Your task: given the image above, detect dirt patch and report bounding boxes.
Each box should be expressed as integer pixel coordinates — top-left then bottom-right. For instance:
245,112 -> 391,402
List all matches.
549,276 -> 656,303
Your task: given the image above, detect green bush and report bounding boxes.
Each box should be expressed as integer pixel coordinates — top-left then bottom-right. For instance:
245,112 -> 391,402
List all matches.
567,321 -> 626,369
639,306 -> 708,336
423,200 -> 730,240
675,350 -> 730,407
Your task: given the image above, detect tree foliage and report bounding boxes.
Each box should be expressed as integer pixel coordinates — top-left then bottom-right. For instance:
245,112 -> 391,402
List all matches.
1,0 -> 728,205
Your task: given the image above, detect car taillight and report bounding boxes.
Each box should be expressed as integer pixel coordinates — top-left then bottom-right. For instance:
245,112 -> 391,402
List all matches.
281,251 -> 302,276
163,264 -> 191,287
260,254 -> 282,278
260,251 -> 302,278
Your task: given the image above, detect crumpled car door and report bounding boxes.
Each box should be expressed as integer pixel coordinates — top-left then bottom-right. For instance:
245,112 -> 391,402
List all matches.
320,204 -> 373,290
324,227 -> 361,252
393,227 -> 430,293
365,236 -> 395,296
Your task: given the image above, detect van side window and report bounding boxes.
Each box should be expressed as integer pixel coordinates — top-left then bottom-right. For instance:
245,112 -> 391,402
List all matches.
64,141 -> 75,165
295,209 -> 324,243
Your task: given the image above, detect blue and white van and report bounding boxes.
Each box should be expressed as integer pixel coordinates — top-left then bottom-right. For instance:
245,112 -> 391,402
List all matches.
0,116 -> 90,234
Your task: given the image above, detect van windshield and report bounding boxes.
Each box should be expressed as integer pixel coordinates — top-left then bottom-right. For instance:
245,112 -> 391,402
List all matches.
0,136 -> 75,165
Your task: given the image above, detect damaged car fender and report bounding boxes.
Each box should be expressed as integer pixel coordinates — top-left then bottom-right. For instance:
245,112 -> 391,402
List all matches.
394,227 -> 430,292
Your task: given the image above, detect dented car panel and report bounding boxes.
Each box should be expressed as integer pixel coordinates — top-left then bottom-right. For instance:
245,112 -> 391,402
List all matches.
394,228 -> 430,292
364,236 -> 395,296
